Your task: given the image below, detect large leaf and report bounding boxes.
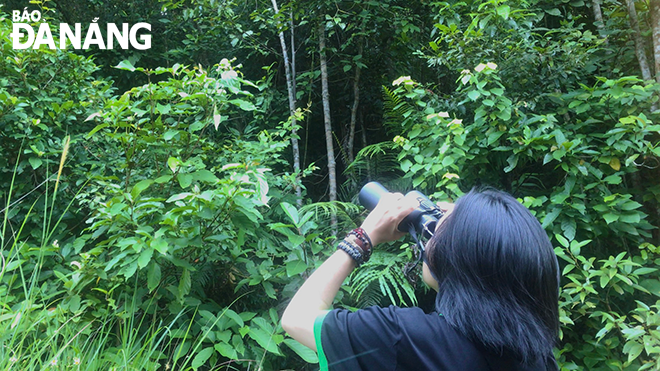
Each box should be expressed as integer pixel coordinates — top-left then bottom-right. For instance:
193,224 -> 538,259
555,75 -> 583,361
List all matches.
247,327 -> 281,355
191,347 -> 214,369
283,338 -> 319,363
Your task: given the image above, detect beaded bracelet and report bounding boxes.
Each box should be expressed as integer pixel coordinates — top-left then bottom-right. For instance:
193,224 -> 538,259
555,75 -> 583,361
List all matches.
353,227 -> 373,250
337,228 -> 374,265
348,228 -> 372,260
338,240 -> 365,265
345,234 -> 371,263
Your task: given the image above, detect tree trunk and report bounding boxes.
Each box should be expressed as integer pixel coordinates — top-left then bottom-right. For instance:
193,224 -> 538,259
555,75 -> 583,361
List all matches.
318,22 -> 338,231
592,0 -> 605,32
626,0 -> 653,81
360,114 -> 372,180
271,0 -> 302,204
345,37 -> 363,165
650,0 -> 660,82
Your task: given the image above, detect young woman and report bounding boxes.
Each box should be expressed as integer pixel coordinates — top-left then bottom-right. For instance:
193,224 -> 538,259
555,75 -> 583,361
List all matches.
281,187 -> 560,370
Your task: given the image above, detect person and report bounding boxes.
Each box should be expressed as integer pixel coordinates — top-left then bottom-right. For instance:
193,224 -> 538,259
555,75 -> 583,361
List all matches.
281,187 -> 560,370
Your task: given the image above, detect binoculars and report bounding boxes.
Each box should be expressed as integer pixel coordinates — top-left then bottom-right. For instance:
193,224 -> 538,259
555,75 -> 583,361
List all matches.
358,182 -> 446,240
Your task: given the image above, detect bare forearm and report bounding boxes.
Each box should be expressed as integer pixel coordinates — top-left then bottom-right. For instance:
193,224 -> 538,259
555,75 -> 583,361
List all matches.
281,250 -> 355,350
281,192 -> 419,352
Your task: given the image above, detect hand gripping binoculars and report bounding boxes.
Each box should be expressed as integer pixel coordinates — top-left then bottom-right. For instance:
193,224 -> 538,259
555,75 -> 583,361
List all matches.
358,182 -> 446,240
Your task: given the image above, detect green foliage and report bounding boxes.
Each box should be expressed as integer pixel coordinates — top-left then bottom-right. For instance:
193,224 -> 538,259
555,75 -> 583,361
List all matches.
555,239 -> 660,370
350,246 -> 417,308
3,0 -> 660,368
0,9 -> 316,364
71,60 -> 319,369
380,58 -> 660,371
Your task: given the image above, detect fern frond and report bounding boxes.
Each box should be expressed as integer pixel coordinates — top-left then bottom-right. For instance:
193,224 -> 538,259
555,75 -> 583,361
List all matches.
382,85 -> 414,131
344,142 -> 404,194
301,201 -> 362,235
350,250 -> 417,308
346,142 -> 398,173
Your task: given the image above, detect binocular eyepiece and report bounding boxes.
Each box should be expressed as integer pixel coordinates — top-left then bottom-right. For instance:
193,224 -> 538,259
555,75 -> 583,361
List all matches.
358,182 -> 445,240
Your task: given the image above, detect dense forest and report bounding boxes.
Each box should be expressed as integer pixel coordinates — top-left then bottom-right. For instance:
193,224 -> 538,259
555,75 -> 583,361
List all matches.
1,0 -> 659,369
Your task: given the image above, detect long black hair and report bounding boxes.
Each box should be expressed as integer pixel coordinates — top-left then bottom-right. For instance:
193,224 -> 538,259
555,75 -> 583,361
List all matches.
427,187 -> 559,364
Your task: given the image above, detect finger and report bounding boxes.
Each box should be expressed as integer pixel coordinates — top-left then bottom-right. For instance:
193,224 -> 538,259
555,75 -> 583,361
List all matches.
436,201 -> 454,212
403,193 -> 421,208
376,192 -> 403,210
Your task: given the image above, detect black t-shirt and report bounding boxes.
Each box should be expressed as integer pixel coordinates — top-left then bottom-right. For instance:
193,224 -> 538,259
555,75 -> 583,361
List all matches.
313,306 -> 557,371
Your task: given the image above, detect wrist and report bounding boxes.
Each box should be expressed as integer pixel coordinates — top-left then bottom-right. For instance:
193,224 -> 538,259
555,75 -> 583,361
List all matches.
359,225 -> 379,246
337,228 -> 374,265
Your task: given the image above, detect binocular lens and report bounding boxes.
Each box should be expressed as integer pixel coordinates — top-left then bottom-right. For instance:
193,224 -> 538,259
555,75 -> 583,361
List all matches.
358,182 -> 444,240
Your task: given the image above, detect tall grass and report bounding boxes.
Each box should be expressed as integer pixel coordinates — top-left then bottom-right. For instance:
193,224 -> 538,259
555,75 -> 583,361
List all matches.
0,138 -> 192,370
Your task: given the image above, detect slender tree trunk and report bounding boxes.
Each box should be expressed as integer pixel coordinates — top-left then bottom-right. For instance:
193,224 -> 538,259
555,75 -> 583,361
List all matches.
360,115 -> 372,180
318,22 -> 338,231
650,0 -> 660,82
592,0 -> 605,32
345,37 -> 363,165
271,0 -> 302,204
290,11 -> 297,116
626,0 -> 653,81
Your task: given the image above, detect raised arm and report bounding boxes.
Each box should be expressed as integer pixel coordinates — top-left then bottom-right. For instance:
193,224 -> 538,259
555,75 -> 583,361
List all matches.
280,192 -> 419,350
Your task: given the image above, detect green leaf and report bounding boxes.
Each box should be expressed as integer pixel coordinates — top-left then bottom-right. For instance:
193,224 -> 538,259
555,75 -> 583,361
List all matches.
248,328 -> 281,355
603,213 -> 619,224
600,274 -> 610,288
156,103 -> 171,115
621,201 -> 642,211
222,308 -> 244,328
215,342 -> 238,360
86,123 -> 109,138
503,154 -> 517,173
490,87 -> 504,96
542,208 -> 560,228
68,295 -> 81,312
263,281 -> 276,299
467,90 -> 480,101
131,179 -> 154,200
639,279 -> 660,295
137,248 -> 153,269
496,4 -> 510,19
401,159 -> 412,172
286,260 -> 308,277
624,341 -> 643,364
280,202 -> 300,225
177,173 -> 193,188
191,347 -> 214,369
569,240 -> 581,256
166,193 -> 192,202
192,170 -> 219,183
163,129 -> 179,141
286,234 -> 305,247
178,269 -> 191,299
561,219 -> 576,241
148,262 -> 161,292
545,8 -> 561,16
619,213 -> 641,224
487,131 -> 505,146
115,60 -> 136,71
28,157 -> 42,170
167,157 -> 181,173
283,339 -> 319,363
603,175 -> 622,184
155,175 -> 172,184
230,99 -> 256,111
555,234 -> 569,248
633,267 -> 658,275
